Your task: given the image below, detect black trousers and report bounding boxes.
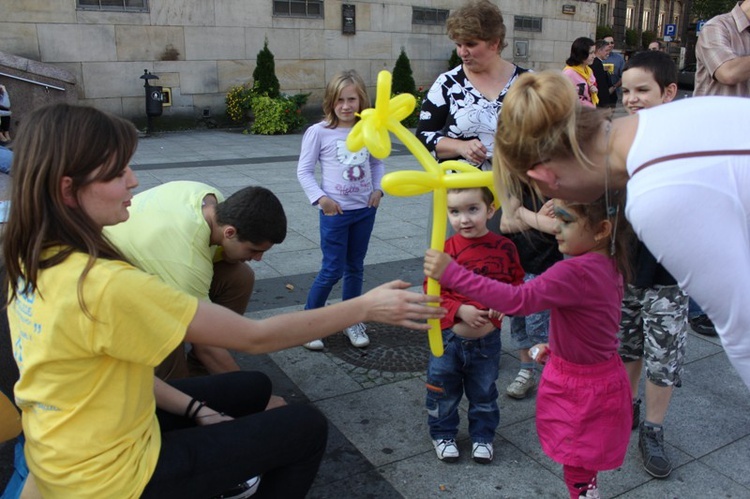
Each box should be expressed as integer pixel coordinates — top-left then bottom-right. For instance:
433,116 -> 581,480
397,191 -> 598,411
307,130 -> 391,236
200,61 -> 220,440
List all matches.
142,371 -> 328,499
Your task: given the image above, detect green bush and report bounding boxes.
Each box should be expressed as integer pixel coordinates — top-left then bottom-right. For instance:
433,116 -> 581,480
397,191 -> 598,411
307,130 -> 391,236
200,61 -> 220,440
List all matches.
625,29 -> 639,49
641,30 -> 657,49
448,48 -> 461,69
596,25 -> 614,41
396,86 -> 427,129
248,93 -> 308,135
253,39 -> 280,99
225,83 -> 256,123
392,48 -> 417,96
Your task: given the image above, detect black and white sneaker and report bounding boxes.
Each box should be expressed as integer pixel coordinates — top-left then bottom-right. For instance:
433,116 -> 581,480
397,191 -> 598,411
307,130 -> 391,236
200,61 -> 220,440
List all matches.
432,438 -> 459,462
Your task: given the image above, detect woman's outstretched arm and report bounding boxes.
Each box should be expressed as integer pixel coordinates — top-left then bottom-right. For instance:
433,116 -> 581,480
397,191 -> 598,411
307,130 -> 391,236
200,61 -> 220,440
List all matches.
185,280 -> 444,355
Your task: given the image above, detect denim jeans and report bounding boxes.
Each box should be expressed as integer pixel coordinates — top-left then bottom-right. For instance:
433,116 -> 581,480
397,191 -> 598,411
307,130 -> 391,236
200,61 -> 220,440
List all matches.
688,297 -> 705,319
0,146 -> 11,174
426,328 -> 502,443
510,273 -> 551,370
305,207 -> 377,309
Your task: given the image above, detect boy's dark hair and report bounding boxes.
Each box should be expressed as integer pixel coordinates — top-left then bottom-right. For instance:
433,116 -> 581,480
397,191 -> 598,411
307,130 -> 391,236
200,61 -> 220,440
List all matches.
448,187 -> 495,208
595,39 -> 609,51
216,186 -> 287,244
623,51 -> 677,92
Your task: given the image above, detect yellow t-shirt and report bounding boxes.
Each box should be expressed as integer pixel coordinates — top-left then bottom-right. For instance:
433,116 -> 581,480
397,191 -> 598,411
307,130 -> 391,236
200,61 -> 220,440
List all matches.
9,251 -> 198,498
103,181 -> 225,301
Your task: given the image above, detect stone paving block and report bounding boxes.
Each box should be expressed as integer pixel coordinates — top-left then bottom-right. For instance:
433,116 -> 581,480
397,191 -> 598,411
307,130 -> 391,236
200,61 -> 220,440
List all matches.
380,437 -> 564,498
617,459 -> 750,497
698,434 -> 750,488
268,346 -> 362,401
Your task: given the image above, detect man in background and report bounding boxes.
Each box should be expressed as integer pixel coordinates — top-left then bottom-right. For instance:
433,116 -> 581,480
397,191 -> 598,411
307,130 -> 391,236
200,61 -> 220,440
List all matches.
694,0 -> 750,97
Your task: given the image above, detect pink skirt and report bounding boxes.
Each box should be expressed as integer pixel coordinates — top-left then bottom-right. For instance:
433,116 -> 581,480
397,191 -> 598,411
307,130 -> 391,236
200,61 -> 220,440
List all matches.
535,353 -> 631,470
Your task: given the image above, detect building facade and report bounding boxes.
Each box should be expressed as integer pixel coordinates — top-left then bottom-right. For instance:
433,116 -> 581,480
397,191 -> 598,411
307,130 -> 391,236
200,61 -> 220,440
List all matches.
596,0 -> 688,44
1,0 -> 598,120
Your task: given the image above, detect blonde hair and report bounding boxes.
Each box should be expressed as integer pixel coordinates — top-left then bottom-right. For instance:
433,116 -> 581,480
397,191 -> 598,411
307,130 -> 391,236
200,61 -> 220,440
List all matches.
492,71 -> 609,202
322,69 -> 371,129
446,0 -> 507,51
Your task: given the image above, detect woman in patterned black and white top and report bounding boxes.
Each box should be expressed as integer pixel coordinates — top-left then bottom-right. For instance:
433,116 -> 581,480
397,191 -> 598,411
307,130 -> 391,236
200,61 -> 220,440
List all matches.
416,0 -> 528,172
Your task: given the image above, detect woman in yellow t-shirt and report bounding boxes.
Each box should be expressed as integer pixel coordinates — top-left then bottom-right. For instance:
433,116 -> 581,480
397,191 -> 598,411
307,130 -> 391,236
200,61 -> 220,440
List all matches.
3,103 -> 445,499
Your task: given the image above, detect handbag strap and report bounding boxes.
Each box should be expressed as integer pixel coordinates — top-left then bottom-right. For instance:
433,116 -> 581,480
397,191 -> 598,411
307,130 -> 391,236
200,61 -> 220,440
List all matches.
632,149 -> 750,177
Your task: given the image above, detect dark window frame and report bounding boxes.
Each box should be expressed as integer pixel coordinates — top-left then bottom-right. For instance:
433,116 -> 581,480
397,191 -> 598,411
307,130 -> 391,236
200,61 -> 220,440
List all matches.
273,0 -> 324,19
514,16 -> 543,33
412,7 -> 449,26
77,0 -> 149,12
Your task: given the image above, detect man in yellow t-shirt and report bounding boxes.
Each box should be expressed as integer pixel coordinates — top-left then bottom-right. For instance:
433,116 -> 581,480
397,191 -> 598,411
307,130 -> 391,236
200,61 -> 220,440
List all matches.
104,181 -> 287,380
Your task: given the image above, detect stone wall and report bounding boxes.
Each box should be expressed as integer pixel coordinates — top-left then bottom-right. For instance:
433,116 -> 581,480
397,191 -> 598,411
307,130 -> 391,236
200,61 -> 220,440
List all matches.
0,0 -> 596,121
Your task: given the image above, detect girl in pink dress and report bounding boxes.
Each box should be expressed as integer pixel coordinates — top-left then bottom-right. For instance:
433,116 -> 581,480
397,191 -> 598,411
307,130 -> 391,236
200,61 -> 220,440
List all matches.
424,194 -> 631,499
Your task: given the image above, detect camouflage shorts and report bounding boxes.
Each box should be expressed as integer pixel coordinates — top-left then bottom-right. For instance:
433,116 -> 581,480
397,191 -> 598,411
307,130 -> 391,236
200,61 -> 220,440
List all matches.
618,284 -> 689,387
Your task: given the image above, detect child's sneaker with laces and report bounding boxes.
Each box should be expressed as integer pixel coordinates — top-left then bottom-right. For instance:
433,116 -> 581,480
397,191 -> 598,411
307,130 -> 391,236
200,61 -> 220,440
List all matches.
471,442 -> 493,464
639,422 -> 672,478
432,438 -> 459,462
343,322 -> 370,347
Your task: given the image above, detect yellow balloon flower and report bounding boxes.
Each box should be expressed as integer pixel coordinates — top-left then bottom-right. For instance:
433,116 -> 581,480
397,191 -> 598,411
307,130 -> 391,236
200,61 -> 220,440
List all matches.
348,70 -> 498,357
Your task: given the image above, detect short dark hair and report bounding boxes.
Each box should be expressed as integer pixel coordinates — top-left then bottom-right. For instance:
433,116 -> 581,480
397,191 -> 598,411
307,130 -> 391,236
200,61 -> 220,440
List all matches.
566,37 -> 595,66
215,186 -> 287,244
623,50 -> 677,92
448,186 -> 495,208
595,39 -> 610,51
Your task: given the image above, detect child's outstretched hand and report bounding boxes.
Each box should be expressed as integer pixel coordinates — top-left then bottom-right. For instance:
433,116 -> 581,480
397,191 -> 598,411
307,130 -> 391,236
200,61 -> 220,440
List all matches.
529,343 -> 550,365
424,249 -> 453,281
539,199 -> 555,219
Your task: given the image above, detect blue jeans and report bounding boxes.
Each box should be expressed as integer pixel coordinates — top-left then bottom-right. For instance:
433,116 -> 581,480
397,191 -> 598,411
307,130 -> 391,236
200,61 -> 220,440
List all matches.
510,273 -> 551,370
688,297 -> 705,319
305,207 -> 377,309
0,146 -> 12,174
426,328 -> 502,443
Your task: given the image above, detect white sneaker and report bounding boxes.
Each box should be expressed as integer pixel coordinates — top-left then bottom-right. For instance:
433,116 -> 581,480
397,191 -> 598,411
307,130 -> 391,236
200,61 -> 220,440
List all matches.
432,438 -> 459,462
471,442 -> 494,464
579,486 -> 601,498
506,368 -> 537,399
343,323 -> 370,348
303,339 -> 324,350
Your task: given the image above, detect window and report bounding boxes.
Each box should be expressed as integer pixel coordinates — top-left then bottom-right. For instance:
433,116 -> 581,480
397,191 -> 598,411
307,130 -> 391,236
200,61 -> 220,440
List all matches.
77,0 -> 148,12
514,16 -> 542,33
626,7 -> 633,29
642,10 -> 650,31
597,3 -> 609,27
273,0 -> 323,18
412,7 -> 449,25
657,12 -> 665,36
